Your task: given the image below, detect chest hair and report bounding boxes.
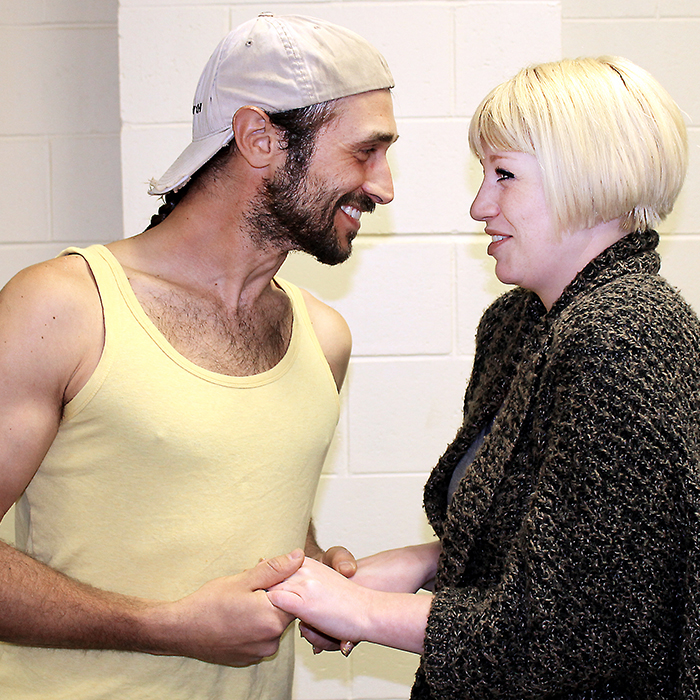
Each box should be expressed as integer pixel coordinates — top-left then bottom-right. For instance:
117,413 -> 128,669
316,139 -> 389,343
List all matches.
130,278 -> 293,376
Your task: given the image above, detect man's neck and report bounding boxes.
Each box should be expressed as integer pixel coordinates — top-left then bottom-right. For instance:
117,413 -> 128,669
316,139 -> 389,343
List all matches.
111,192 -> 290,313
107,205 -> 295,376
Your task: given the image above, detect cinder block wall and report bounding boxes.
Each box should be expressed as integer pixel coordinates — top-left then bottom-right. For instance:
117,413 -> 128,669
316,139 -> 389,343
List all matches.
562,0 -> 700,313
2,2 -> 699,699
0,0 -> 122,281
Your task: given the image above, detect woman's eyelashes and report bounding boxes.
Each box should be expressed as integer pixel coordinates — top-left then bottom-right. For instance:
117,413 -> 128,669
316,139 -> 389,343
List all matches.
496,167 -> 515,181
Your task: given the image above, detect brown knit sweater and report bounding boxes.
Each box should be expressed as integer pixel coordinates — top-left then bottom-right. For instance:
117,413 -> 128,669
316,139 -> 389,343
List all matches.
414,230 -> 700,699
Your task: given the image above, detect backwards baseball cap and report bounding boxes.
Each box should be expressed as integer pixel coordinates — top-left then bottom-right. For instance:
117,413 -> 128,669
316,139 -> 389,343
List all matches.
149,13 -> 394,196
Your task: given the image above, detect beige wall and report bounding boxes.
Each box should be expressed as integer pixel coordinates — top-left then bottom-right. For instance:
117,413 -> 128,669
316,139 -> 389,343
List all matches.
0,1 -> 698,698
0,0 -> 122,282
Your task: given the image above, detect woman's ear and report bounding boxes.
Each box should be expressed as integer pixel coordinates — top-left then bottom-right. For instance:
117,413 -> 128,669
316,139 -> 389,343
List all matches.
232,106 -> 281,169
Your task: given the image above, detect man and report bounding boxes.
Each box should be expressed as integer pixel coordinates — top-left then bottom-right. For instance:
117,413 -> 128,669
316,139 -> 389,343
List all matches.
0,13 -> 398,699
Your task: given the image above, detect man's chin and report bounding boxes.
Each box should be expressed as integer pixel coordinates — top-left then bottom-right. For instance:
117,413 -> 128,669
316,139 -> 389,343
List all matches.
313,245 -> 352,266
310,238 -> 353,266
288,225 -> 354,265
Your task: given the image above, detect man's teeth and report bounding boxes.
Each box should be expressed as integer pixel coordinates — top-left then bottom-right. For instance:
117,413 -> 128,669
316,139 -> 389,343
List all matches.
341,205 -> 362,221
491,235 -> 508,242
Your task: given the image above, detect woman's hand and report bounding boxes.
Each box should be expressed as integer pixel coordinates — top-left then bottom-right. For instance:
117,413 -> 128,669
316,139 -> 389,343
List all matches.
267,556 -> 432,654
267,558 -> 370,644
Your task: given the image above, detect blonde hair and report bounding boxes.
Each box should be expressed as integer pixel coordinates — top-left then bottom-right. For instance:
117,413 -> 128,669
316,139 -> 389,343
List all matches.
469,56 -> 688,234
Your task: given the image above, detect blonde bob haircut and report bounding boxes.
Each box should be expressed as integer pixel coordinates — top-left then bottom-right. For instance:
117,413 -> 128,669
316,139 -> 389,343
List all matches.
469,56 -> 688,234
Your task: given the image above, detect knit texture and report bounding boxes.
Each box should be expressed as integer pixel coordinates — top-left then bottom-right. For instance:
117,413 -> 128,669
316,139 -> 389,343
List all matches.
414,230 -> 700,699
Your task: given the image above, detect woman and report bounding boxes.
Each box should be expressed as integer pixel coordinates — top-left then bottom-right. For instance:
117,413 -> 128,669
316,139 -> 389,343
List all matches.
268,56 -> 700,698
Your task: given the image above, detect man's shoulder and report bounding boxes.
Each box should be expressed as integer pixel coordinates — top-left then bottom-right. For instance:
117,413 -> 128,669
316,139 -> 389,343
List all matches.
0,254 -> 104,395
1,254 -> 99,317
298,288 -> 349,332
298,288 -> 351,391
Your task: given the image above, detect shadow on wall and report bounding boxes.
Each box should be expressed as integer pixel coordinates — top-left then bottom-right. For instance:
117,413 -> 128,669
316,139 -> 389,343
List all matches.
658,236 -> 700,313
280,248 -> 363,303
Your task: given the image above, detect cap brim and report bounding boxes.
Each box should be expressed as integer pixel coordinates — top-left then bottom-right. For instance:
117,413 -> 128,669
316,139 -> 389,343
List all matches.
148,127 -> 233,196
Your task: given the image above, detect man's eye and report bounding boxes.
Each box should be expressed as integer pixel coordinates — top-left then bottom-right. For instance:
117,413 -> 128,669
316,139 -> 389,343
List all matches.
496,168 -> 514,181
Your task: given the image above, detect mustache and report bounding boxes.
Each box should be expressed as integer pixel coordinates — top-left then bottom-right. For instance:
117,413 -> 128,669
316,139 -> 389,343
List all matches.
336,191 -> 376,216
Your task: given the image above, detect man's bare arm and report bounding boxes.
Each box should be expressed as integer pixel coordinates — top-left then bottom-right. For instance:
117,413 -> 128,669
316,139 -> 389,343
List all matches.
0,536 -> 304,665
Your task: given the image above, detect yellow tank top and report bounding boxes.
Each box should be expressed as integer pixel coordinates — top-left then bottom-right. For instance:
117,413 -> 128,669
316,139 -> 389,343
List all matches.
0,245 -> 340,699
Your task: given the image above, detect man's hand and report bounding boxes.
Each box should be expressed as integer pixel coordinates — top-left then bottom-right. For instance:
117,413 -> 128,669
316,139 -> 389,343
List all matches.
155,549 -> 305,667
302,525 -> 358,653
316,545 -> 357,578
304,521 -> 357,578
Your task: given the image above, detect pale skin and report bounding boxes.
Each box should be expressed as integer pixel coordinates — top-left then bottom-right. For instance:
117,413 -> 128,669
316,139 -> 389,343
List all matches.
472,147 -> 627,310
0,89 -> 397,664
267,542 -> 440,654
268,145 -> 629,656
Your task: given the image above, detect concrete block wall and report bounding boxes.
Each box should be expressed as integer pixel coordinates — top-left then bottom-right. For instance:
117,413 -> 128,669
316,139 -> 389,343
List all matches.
0,0 -> 122,284
562,0 -> 700,311
1,1 -> 699,698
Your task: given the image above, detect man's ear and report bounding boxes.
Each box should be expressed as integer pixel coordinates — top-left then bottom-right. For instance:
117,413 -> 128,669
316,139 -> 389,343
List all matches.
232,106 -> 282,169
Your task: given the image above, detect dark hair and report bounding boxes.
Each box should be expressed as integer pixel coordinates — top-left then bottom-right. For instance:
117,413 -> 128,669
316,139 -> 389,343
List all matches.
145,100 -> 337,231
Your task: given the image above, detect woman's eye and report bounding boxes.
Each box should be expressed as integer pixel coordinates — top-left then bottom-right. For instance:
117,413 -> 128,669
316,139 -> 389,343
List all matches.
496,168 -> 515,181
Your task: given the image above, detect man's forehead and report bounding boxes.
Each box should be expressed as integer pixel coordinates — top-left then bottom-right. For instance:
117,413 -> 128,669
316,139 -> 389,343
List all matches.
328,90 -> 398,140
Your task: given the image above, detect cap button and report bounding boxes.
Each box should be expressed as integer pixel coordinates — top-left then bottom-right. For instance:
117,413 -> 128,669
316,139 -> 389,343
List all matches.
258,12 -> 273,17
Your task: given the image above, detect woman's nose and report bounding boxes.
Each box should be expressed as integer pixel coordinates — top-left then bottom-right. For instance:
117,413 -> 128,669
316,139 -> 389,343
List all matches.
470,181 -> 497,222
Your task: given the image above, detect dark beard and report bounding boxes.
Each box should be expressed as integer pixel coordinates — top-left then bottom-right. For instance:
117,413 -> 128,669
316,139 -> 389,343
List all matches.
246,161 -> 375,266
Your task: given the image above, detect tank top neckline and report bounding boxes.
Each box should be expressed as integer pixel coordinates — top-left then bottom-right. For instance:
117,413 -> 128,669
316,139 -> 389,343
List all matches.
87,244 -> 302,388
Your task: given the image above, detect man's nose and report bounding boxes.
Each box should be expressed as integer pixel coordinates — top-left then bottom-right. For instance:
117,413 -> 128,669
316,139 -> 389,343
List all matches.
363,156 -> 394,205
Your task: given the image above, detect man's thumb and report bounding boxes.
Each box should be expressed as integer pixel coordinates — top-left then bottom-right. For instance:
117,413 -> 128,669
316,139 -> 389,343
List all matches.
251,549 -> 305,590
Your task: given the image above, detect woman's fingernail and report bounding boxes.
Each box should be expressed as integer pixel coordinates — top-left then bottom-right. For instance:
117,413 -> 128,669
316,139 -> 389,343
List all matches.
340,642 -> 354,657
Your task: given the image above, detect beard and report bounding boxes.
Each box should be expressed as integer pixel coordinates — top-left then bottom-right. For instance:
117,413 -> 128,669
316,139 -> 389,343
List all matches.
246,160 -> 375,266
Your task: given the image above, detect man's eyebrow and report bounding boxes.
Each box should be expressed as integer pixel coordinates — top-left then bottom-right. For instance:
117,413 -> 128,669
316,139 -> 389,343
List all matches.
361,131 -> 399,145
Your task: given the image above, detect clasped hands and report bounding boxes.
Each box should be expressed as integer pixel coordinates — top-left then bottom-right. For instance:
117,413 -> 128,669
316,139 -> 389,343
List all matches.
266,542 -> 439,656
267,546 -> 364,656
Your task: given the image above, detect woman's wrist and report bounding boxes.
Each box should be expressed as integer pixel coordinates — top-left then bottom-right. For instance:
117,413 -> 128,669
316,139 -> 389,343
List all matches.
363,589 -> 433,654
354,541 -> 441,593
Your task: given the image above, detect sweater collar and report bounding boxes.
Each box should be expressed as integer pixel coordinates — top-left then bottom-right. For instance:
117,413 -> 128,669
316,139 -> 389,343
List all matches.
538,229 -> 661,319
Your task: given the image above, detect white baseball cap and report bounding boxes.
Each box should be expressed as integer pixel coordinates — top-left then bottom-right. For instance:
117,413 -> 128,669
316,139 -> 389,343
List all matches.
149,13 -> 394,195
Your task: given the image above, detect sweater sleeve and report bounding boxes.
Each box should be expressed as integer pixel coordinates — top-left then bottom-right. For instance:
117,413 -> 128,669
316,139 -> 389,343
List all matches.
418,281 -> 700,698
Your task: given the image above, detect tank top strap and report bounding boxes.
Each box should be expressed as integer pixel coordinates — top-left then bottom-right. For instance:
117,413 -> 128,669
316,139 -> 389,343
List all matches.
60,244 -> 128,331
273,277 -> 336,391
58,245 -> 127,420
